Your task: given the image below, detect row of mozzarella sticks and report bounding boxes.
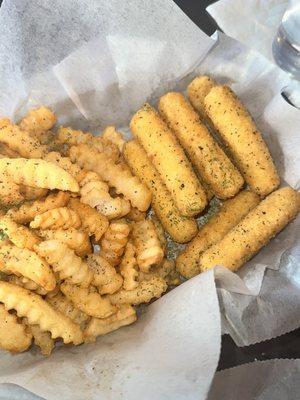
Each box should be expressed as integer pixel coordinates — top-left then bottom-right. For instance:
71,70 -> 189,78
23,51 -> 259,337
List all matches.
0,75 -> 299,356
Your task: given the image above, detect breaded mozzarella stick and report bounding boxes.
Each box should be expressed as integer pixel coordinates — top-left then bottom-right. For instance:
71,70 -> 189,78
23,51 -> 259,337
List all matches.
204,85 -> 280,197
130,104 -> 207,217
199,187 -> 300,272
158,92 -> 244,199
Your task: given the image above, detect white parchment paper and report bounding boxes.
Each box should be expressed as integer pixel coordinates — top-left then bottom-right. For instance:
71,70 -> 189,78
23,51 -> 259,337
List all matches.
0,0 -> 299,399
207,358 -> 300,400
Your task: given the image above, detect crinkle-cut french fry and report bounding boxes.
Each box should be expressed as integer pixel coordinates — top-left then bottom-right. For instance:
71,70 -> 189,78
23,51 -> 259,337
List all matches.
176,190 -> 260,278
0,174 -> 24,206
0,125 -> 46,158
60,282 -> 116,319
99,220 -> 130,266
69,144 -> 151,212
84,304 -> 137,341
44,151 -> 82,180
0,118 -> 11,129
87,254 -> 123,295
68,198 -> 109,241
158,92 -> 244,199
119,242 -> 139,291
8,191 -> 70,224
0,215 -> 41,250
58,126 -> 120,161
35,240 -> 93,288
132,220 -> 164,273
24,319 -> 54,356
130,104 -> 207,216
0,304 -> 32,353
102,126 -> 126,152
109,276 -> 167,305
187,75 -> 216,121
0,281 -> 83,344
79,170 -> 130,219
0,142 -> 20,158
38,228 -> 91,257
19,106 -> 57,137
200,187 -> 300,272
126,207 -> 146,222
123,140 -> 198,243
30,207 -> 81,230
46,291 -> 90,327
0,244 -> 56,291
0,158 -> 79,192
57,126 -> 93,145
7,275 -> 49,296
204,85 -> 280,197
19,185 -> 48,201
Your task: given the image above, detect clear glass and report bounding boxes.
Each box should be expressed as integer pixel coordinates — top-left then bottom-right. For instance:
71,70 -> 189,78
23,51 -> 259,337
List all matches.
272,0 -> 300,79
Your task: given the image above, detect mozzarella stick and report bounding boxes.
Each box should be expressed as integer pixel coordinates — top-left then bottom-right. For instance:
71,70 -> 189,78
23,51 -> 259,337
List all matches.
204,85 -> 280,197
130,104 -> 207,217
187,75 -> 216,120
176,190 -> 260,278
123,140 -> 198,243
199,187 -> 300,272
158,92 -> 244,199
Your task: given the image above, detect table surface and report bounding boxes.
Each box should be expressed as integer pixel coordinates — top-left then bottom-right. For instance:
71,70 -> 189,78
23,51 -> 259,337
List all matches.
173,0 -> 300,370
0,0 -> 298,372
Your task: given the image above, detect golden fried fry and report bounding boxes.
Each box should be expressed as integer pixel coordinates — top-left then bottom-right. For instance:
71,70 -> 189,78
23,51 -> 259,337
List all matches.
100,220 -> 130,266
19,185 -> 48,201
30,207 -> 81,230
130,104 -> 207,216
0,158 -> 79,192
0,244 -> 56,291
47,292 -> 90,327
7,275 -> 48,296
79,170 -> 130,219
151,215 -> 167,251
60,282 -> 116,319
102,126 -> 126,152
68,198 -> 109,241
8,191 -> 70,224
19,106 -> 57,137
138,259 -> 175,281
200,187 -> 300,272
0,125 -> 46,158
132,220 -> 164,272
87,254 -> 123,295
0,304 -> 32,353
158,92 -> 244,199
109,276 -> 167,305
0,215 -> 41,250
58,126 -> 120,161
35,240 -> 93,288
84,305 -> 137,341
123,141 -> 198,243
0,281 -> 83,344
176,190 -> 260,278
44,151 -> 82,180
204,85 -> 280,196
0,174 -> 24,206
119,242 -> 139,290
38,228 -> 91,257
187,75 -> 216,120
70,144 -> 151,212
25,321 -> 54,356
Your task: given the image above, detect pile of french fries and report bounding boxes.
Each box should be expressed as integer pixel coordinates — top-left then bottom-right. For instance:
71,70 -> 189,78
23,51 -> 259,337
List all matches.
0,75 -> 299,356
